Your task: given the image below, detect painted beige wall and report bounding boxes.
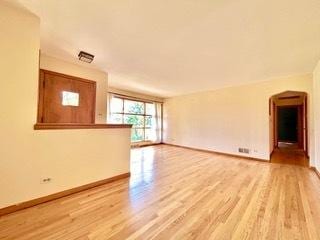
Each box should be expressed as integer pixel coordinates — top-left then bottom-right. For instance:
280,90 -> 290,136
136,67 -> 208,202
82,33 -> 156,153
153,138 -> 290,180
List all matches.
313,61 -> 320,172
40,54 -> 108,123
0,3 -> 130,209
164,75 -> 313,161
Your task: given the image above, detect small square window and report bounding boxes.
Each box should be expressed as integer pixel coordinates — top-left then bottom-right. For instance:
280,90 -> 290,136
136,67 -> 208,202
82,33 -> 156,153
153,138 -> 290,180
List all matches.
62,91 -> 79,106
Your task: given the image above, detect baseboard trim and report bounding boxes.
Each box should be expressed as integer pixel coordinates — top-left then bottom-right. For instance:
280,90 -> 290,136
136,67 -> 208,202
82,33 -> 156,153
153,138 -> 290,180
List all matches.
310,167 -> 320,179
0,172 -> 130,217
164,143 -> 269,163
270,149 -> 275,159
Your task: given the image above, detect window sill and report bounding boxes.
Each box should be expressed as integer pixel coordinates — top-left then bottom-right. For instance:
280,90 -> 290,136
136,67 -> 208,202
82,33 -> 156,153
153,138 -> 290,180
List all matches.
131,141 -> 161,147
34,123 -> 132,130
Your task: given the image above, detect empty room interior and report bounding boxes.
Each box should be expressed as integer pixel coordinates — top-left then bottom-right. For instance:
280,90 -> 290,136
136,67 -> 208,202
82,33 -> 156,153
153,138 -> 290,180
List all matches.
1,0 -> 320,239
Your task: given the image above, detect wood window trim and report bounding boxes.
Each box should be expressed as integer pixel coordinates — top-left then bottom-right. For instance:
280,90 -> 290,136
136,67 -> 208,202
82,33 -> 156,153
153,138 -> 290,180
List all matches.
109,92 -> 163,104
112,112 -> 154,117
37,69 -> 97,123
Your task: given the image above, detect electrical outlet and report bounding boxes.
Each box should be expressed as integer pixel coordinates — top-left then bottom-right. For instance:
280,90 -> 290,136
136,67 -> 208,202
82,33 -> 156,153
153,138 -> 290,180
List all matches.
40,178 -> 52,184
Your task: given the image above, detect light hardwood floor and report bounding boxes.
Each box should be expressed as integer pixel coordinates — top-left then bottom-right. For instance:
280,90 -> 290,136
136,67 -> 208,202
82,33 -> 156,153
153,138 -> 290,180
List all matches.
271,148 -> 309,167
271,143 -> 309,167
1,145 -> 320,239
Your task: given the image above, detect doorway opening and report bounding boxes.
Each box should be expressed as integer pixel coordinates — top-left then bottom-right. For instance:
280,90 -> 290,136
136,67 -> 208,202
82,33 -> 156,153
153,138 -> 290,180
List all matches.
269,91 -> 308,166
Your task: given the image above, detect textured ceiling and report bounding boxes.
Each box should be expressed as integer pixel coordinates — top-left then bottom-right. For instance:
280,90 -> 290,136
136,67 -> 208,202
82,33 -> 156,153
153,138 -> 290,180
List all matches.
13,0 -> 320,97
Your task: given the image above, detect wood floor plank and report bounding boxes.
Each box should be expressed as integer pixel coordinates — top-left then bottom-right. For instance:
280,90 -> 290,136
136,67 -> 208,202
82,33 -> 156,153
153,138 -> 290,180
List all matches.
0,145 -> 320,240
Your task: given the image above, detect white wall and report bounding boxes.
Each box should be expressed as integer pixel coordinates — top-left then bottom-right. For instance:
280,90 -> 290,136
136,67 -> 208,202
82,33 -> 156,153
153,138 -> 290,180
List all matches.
0,3 -> 130,209
164,75 -> 313,161
313,61 -> 320,172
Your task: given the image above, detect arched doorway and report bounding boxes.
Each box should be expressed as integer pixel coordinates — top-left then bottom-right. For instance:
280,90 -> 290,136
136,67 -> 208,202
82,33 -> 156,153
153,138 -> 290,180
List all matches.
269,91 -> 308,166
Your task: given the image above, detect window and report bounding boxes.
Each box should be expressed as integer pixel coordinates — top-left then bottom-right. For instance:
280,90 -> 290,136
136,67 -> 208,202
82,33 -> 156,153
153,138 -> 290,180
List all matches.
108,96 -> 161,143
61,91 -> 79,106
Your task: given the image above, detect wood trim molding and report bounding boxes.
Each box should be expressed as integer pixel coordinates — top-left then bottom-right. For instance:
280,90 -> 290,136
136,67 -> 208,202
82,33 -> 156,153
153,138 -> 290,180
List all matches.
109,92 -> 157,104
0,172 -> 130,217
164,143 -> 270,163
40,69 -> 97,84
278,96 -> 301,100
34,123 -> 132,130
310,167 -> 320,180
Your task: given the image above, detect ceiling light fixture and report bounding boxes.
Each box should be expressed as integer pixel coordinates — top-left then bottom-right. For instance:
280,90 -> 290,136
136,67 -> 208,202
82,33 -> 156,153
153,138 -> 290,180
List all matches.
78,51 -> 94,63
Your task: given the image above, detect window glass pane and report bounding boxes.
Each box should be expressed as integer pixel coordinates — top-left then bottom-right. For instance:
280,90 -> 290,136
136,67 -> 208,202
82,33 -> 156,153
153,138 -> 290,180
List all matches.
131,128 -> 144,142
124,100 -> 144,114
124,114 -> 144,127
145,116 -> 156,128
145,128 -> 156,141
110,97 -> 123,113
146,103 -> 155,115
145,116 -> 152,128
109,113 -> 123,124
62,91 -> 79,106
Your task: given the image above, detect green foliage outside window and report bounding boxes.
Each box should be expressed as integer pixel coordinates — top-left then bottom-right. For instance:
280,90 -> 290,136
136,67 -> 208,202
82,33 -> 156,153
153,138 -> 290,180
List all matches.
110,97 -> 156,142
